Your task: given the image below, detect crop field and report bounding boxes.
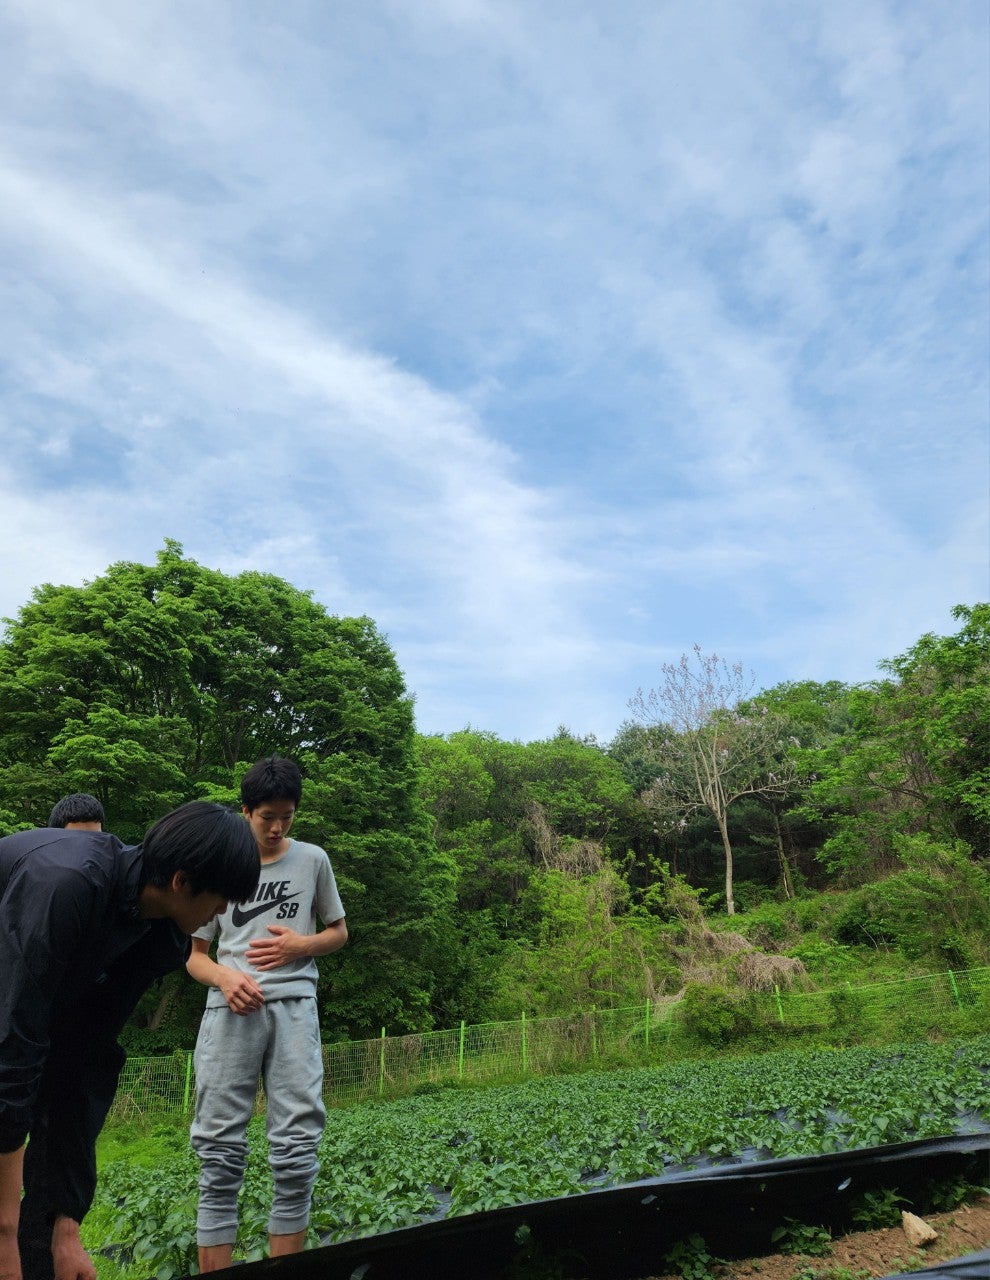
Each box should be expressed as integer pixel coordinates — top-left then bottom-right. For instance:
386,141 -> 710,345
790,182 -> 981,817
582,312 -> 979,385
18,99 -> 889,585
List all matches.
86,1035 -> 990,1279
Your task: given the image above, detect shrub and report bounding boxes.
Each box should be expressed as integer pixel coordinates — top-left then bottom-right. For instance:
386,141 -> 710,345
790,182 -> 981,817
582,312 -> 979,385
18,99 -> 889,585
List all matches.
726,879 -> 780,914
734,899 -> 801,948
679,982 -> 762,1047
832,836 -> 990,964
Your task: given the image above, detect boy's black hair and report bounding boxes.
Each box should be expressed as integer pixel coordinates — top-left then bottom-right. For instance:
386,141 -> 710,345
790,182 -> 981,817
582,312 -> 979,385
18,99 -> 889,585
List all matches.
140,801 -> 260,901
240,755 -> 303,812
48,793 -> 106,828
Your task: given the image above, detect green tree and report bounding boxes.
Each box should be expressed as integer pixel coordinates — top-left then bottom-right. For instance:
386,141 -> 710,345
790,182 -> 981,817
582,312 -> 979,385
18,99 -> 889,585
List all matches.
414,727 -> 647,1020
416,730 -> 532,924
736,680 -> 854,897
832,833 -> 990,968
0,541 -> 448,1037
799,604 -> 990,878
878,604 -> 989,848
523,728 -> 635,844
417,728 -> 640,927
608,720 -> 673,795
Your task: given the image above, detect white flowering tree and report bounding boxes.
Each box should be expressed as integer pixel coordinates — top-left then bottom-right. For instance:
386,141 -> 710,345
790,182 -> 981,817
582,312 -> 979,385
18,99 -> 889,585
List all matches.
630,646 -> 799,915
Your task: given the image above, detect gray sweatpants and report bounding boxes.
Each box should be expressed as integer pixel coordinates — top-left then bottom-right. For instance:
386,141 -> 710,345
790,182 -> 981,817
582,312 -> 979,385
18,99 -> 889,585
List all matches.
191,997 -> 326,1246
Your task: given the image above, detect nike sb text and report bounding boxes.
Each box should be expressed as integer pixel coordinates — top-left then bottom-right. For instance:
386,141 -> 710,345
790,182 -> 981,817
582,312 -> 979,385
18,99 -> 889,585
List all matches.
231,881 -> 302,926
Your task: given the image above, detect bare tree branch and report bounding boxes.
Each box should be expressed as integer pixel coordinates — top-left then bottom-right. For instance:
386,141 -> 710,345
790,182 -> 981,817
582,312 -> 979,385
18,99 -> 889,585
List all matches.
630,646 -> 799,915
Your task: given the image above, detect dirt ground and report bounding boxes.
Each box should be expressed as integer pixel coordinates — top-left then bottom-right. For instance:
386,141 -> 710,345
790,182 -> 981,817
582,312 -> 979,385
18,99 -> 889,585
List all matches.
639,1194 -> 990,1280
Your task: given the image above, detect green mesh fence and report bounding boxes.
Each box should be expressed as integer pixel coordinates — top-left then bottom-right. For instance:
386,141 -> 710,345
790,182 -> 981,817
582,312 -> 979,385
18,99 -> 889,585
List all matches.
111,1051 -> 197,1123
106,966 -> 990,1123
772,966 -> 990,1037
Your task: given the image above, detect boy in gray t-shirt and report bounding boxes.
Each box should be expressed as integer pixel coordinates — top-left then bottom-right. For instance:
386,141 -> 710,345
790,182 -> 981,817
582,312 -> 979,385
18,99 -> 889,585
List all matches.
188,756 -> 347,1272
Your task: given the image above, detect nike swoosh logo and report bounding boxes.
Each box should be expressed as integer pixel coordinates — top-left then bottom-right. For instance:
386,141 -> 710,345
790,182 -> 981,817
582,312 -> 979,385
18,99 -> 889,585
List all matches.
231,893 -> 301,927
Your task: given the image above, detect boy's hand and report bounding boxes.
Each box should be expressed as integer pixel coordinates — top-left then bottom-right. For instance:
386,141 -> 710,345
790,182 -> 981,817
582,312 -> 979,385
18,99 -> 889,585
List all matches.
216,966 -> 264,1014
51,1217 -> 95,1280
246,925 -> 304,970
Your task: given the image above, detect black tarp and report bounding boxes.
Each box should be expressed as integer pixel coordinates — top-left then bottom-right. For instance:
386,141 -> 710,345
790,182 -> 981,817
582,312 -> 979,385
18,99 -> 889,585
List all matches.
879,1249 -> 990,1280
193,1133 -> 989,1280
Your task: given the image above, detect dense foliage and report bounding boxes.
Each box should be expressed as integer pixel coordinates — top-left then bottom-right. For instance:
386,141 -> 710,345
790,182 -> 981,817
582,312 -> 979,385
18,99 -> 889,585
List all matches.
0,545 -> 986,1038
796,604 -> 990,878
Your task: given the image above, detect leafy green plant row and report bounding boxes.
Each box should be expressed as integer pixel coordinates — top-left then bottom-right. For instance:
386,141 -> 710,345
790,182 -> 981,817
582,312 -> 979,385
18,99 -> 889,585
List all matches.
86,1035 -> 990,1279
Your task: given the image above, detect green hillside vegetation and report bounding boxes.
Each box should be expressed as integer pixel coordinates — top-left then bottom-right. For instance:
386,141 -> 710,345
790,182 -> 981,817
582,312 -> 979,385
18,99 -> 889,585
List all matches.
0,543 -> 986,1044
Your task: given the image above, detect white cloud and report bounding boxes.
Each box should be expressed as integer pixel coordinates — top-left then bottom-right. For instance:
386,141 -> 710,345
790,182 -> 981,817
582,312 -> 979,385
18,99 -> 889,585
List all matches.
0,0 -> 985,741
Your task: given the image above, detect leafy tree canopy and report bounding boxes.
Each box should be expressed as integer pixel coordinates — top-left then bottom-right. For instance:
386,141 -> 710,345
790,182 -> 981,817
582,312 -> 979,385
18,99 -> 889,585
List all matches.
0,541 -> 450,1036
798,603 -> 990,876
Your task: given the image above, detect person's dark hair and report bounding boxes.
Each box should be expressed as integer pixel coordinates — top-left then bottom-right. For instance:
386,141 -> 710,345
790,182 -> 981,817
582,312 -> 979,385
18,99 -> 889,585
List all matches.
240,755 -> 303,812
48,792 -> 106,828
140,801 -> 260,901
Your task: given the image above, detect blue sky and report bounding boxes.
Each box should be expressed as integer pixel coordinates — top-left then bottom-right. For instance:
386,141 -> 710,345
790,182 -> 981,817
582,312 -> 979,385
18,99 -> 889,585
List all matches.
0,1 -> 987,743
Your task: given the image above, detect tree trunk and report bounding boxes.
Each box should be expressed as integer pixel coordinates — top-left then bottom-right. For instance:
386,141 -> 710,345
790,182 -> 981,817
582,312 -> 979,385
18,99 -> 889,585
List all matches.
146,972 -> 180,1031
717,814 -> 735,915
772,807 -> 794,900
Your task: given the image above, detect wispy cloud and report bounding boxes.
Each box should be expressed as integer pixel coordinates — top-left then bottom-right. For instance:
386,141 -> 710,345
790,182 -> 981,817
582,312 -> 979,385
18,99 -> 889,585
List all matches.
0,0 -> 985,739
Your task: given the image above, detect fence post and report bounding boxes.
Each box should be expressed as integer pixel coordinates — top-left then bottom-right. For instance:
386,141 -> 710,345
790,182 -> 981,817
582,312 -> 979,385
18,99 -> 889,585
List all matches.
644,999 -> 651,1052
521,1011 -> 528,1075
458,1020 -> 466,1079
947,970 -> 963,1011
774,984 -> 785,1024
591,1005 -> 598,1059
378,1028 -> 386,1096
183,1050 -> 194,1114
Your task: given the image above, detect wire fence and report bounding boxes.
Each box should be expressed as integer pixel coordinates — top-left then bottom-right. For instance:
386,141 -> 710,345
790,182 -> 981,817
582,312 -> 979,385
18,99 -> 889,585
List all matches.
108,965 -> 990,1123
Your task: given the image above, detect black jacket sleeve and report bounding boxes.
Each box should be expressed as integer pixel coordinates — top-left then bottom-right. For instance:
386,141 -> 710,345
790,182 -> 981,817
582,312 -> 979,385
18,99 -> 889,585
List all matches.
0,837 -> 109,1153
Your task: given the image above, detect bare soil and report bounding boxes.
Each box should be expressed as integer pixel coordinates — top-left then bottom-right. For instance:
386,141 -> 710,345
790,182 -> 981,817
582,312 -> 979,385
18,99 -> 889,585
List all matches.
639,1194 -> 990,1280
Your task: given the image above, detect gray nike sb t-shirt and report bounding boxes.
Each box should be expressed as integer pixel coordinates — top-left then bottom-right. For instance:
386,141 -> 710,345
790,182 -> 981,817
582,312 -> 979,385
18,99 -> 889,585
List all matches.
194,838 -> 345,1006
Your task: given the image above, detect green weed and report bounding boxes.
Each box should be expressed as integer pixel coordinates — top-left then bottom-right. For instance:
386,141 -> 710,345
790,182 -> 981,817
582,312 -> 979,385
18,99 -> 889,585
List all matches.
924,1174 -> 989,1213
664,1232 -> 724,1280
851,1186 -> 907,1229
770,1218 -> 832,1257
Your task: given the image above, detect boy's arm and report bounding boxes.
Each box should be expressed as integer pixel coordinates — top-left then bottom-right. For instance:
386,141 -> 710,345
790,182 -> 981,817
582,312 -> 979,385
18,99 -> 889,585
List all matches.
0,1145 -> 24,1280
246,918 -> 347,970
309,918 -> 348,956
186,937 -> 264,1014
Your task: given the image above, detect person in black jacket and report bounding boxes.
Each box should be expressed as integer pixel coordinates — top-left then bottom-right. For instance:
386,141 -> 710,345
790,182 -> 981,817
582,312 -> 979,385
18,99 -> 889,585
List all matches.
0,801 -> 261,1280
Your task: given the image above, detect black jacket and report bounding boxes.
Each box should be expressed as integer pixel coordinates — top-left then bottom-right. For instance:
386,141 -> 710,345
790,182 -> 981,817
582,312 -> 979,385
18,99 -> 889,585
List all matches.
0,827 -> 190,1223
